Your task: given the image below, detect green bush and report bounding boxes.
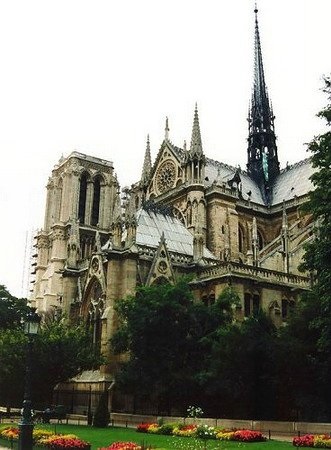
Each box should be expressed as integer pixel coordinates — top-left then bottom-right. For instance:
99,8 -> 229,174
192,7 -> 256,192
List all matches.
158,423 -> 176,435
92,392 -> 109,428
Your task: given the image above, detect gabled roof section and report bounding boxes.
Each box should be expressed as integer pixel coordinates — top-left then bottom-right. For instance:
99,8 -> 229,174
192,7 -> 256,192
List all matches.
205,158 -> 265,204
272,158 -> 315,205
135,207 -> 215,260
204,156 -> 314,206
149,139 -> 183,181
146,232 -> 176,285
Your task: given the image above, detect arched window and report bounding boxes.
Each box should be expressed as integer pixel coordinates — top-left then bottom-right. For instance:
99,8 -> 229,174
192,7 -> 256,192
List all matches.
244,292 -> 260,317
257,230 -> 264,250
56,178 -> 63,222
244,293 -> 251,317
238,224 -> 244,253
91,176 -> 101,226
78,173 -> 88,224
84,279 -> 104,348
281,298 -> 295,320
186,203 -> 192,226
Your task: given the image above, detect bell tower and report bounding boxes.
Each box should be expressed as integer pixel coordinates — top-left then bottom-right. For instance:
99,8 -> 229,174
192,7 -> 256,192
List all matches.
31,152 -> 119,313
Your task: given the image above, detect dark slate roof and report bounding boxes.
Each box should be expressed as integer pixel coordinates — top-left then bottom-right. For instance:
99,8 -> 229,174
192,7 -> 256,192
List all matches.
271,158 -> 315,205
160,142 -> 313,207
204,158 -> 265,204
135,208 -> 216,259
199,155 -> 313,206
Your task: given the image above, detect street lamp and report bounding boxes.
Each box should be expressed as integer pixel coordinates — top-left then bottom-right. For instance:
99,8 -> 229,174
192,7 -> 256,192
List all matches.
18,307 -> 41,450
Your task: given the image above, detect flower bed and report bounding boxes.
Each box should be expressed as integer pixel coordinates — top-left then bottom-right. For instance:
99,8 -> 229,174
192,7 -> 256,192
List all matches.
173,424 -> 197,437
0,426 -> 19,440
0,426 -> 90,449
100,443 -> 142,450
136,422 -> 266,443
233,430 -> 267,442
293,434 -> 331,448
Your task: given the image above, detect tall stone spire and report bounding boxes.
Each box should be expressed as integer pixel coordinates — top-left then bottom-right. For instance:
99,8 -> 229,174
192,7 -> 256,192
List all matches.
140,134 -> 152,186
164,117 -> 170,142
247,5 -> 280,204
189,103 -> 203,157
184,104 -> 206,183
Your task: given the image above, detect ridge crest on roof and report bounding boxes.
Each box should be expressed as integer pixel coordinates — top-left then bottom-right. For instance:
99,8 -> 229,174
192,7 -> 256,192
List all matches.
279,157 -> 312,174
142,199 -> 174,217
206,157 -> 247,175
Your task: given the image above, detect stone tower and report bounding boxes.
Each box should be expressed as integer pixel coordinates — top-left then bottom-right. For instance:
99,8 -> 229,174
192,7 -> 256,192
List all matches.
31,152 -> 119,313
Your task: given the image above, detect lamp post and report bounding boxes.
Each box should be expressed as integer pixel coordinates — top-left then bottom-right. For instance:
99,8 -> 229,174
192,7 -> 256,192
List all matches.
18,307 -> 41,450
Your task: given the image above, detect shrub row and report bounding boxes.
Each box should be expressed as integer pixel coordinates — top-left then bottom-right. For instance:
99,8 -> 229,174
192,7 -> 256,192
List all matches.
136,422 -> 266,442
293,434 -> 331,448
0,426 -> 90,449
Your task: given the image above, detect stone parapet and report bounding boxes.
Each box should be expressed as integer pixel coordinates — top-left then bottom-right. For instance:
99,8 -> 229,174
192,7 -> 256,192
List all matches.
195,261 -> 310,289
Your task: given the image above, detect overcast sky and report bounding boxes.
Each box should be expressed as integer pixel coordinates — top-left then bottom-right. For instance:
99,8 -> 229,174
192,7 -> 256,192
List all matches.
0,0 -> 330,298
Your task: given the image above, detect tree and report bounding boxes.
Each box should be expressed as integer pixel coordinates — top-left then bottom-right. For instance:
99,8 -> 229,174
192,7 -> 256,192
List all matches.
0,289 -> 103,407
92,392 -> 109,427
275,296 -> 325,421
202,310 -> 278,419
0,329 -> 26,408
32,311 -> 103,405
111,280 -> 237,414
300,76 -> 331,349
0,285 -> 30,330
282,76 -> 331,421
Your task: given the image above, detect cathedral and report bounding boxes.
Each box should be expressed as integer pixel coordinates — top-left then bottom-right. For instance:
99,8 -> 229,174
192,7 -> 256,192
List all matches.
30,8 -> 314,413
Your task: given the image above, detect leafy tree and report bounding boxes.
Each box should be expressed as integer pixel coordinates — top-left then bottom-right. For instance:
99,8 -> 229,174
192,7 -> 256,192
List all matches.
202,310 -> 277,419
0,329 -> 26,408
300,76 -> 331,351
280,77 -> 331,421
275,296 -> 325,421
0,293 -> 103,408
111,280 -> 237,414
33,311 -> 103,405
93,392 -> 109,427
0,285 -> 30,330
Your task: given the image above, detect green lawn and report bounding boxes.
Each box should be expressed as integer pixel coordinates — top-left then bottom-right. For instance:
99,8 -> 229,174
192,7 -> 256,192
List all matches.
0,424 -> 295,450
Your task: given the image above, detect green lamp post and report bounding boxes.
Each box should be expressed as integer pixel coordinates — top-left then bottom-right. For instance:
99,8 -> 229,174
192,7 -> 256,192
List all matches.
18,307 -> 41,450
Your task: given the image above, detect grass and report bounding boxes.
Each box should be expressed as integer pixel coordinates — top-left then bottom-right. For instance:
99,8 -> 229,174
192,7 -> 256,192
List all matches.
0,423 -> 295,450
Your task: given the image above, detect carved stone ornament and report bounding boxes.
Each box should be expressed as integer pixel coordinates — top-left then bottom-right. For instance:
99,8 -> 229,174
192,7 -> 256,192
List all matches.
91,257 -> 99,272
157,260 -> 168,274
156,160 -> 176,193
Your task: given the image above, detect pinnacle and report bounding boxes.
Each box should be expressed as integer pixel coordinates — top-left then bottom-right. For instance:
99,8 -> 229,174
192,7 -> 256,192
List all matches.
189,103 -> 203,157
140,135 -> 152,185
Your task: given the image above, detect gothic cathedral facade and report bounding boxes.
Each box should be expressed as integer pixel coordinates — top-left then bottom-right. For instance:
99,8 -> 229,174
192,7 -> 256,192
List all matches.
30,9 -> 314,412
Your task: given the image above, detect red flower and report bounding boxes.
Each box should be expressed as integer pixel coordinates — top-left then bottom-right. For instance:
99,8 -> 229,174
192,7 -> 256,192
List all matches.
293,434 -> 315,447
100,442 -> 141,450
46,436 -> 90,449
233,430 -> 266,442
136,423 -> 157,433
